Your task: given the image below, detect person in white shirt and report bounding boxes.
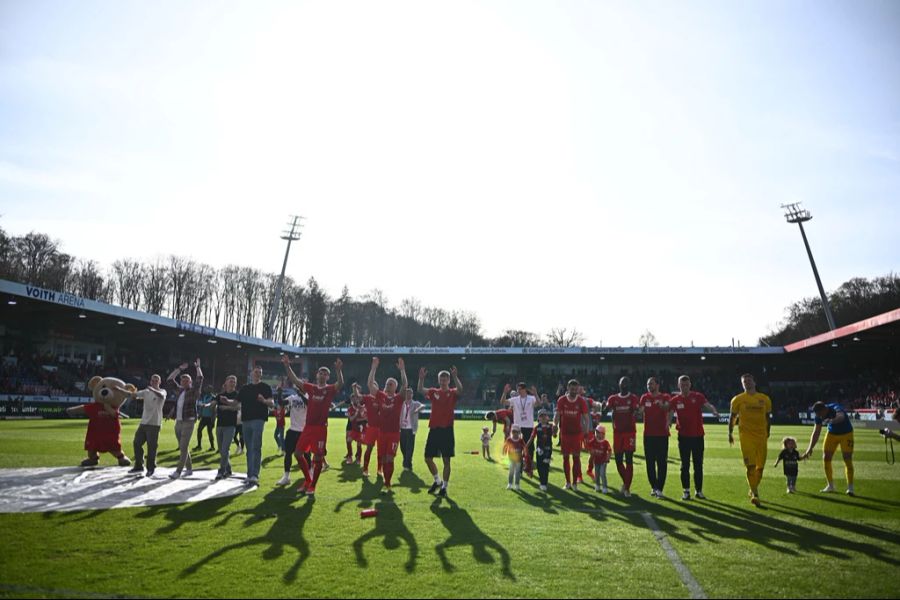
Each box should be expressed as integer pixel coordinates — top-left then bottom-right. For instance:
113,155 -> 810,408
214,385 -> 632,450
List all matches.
128,374 -> 168,477
399,388 -> 425,471
499,382 -> 545,477
275,390 -> 309,486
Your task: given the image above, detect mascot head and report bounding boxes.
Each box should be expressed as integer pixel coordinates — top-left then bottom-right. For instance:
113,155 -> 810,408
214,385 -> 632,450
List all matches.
87,376 -> 136,409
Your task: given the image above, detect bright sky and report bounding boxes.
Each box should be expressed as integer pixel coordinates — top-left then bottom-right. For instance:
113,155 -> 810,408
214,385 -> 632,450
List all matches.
1,1 -> 898,346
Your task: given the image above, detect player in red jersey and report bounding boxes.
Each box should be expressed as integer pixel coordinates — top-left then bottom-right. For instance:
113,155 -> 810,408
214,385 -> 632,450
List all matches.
672,375 -> 719,501
580,386 -> 603,480
360,377 -> 382,477
640,377 -> 672,498
368,357 -> 408,492
601,377 -> 641,497
486,407 -> 513,439
281,355 -> 344,497
419,366 -> 463,497
584,425 -> 612,493
344,386 -> 366,465
554,379 -> 590,490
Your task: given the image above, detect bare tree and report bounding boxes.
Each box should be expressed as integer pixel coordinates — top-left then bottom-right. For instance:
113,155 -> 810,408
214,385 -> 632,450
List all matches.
142,260 -> 168,315
546,327 -> 585,348
111,259 -> 144,310
638,330 -> 659,349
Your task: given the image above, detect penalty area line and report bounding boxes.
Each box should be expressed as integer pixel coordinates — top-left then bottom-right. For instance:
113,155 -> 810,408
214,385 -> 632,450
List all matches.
640,511 -> 707,599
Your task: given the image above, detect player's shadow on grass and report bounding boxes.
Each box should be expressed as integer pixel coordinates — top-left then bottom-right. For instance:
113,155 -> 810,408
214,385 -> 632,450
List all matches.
181,487 -> 314,583
623,496 -> 900,565
398,469 -> 426,494
335,474 -> 381,512
135,493 -> 242,534
353,499 -> 419,573
430,497 -> 515,580
337,460 -> 363,484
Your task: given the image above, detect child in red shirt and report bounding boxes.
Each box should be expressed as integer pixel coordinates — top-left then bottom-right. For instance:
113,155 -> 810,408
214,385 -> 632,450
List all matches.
585,425 -> 612,493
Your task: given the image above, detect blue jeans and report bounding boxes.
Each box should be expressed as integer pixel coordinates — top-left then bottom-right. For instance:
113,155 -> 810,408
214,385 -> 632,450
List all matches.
274,425 -> 285,451
243,419 -> 265,481
216,426 -> 235,476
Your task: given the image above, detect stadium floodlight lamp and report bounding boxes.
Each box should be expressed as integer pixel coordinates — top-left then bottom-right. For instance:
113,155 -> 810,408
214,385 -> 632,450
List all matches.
7,298 -> 16,305
236,344 -> 242,349
149,327 -> 157,332
208,339 -> 217,344
265,215 -> 305,340
117,320 -> 125,325
700,355 -> 706,361
78,312 -> 87,319
178,333 -> 185,338
853,336 -> 861,342
831,341 -> 838,348
781,202 -> 837,331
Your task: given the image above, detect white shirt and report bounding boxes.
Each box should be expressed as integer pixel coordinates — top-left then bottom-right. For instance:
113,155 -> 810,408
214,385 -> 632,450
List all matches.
510,394 -> 537,429
136,388 -> 168,426
400,400 -> 424,433
176,390 -> 186,421
286,394 -> 307,432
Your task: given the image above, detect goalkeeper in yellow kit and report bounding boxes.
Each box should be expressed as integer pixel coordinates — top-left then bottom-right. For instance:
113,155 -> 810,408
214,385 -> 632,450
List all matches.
729,374 -> 772,507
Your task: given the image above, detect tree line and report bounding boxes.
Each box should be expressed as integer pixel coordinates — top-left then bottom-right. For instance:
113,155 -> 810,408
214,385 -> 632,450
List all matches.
759,274 -> 900,345
0,226 -> 587,348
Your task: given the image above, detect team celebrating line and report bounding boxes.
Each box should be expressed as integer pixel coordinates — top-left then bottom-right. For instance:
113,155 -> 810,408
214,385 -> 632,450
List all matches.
93,358 -> 859,504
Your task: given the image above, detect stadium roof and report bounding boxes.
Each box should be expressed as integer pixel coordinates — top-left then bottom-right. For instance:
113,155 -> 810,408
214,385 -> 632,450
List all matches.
783,307 -> 900,352
1,279 -> 784,356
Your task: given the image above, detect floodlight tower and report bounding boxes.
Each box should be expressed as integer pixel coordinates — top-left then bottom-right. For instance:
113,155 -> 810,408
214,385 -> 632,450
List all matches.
266,215 -> 304,340
781,202 -> 837,331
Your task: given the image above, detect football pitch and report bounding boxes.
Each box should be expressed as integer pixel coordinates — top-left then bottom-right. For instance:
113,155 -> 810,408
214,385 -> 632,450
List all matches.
0,419 -> 897,599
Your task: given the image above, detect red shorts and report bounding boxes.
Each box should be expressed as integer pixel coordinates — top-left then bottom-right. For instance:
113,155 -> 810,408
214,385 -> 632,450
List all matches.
377,431 -> 401,459
614,432 -> 636,454
297,425 -> 328,456
560,433 -> 584,455
348,429 -> 363,442
363,426 -> 380,447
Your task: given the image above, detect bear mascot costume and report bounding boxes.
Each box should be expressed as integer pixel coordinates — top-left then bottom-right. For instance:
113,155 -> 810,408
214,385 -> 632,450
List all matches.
67,376 -> 136,467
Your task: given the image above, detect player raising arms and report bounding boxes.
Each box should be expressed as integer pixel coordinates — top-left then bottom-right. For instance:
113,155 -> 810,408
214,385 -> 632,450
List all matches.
419,365 -> 463,497
368,357 -> 408,493
344,385 -> 366,465
729,373 -> 772,506
554,379 -> 590,491
281,355 -> 344,497
360,378 -> 382,478
601,376 -> 641,497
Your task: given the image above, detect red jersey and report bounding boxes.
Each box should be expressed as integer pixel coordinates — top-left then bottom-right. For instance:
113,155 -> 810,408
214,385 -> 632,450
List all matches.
584,435 -> 612,464
495,408 -> 513,435
376,391 -> 404,434
301,383 -> 338,427
606,393 -> 639,433
362,394 -> 382,429
641,393 -> 671,437
347,404 -> 363,423
556,395 -> 589,435
672,391 -> 707,437
273,405 -> 286,428
504,437 -> 527,462
425,388 -> 458,428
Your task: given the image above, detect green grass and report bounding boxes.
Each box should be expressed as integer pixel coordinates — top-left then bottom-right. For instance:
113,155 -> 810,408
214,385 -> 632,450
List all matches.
0,419 -> 898,598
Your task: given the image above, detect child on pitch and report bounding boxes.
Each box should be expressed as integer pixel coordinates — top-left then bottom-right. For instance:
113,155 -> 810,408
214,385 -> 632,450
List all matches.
585,425 -> 612,493
481,426 -> 492,460
774,436 -> 803,493
504,425 -> 527,490
528,409 -> 555,491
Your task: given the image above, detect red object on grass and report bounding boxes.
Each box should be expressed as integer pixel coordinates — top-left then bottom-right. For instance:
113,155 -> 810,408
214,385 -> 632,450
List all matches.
360,508 -> 378,518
